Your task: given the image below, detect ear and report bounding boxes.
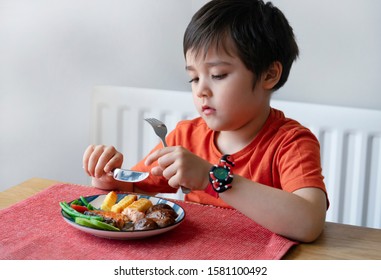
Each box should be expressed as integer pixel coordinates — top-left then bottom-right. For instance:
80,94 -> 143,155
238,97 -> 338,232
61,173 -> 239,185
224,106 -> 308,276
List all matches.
262,61 -> 282,90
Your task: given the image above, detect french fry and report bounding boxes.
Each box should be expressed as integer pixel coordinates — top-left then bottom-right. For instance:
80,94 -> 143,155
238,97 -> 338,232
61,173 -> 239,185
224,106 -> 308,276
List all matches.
126,198 -> 153,213
111,194 -> 137,213
100,191 -> 118,211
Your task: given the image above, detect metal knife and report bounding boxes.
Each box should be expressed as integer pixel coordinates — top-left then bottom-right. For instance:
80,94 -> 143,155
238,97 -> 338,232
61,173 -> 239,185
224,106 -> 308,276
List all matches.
112,168 -> 149,183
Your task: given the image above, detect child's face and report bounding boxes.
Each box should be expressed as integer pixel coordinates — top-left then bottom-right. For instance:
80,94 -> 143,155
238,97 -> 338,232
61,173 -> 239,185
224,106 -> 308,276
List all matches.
185,45 -> 271,133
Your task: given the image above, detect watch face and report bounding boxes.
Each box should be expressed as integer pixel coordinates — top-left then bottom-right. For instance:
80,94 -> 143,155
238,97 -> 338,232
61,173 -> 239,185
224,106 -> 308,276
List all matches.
213,167 -> 229,180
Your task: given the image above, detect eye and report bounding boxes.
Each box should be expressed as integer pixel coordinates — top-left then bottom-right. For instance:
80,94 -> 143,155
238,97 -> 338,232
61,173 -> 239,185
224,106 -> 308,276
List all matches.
212,74 -> 227,80
188,77 -> 199,83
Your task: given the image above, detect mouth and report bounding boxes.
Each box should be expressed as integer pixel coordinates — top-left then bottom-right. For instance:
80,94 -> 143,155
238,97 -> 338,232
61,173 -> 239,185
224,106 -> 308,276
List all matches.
201,105 -> 216,115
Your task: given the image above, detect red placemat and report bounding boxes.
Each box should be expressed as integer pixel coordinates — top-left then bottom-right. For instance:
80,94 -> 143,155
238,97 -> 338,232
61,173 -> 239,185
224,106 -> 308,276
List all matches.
0,183 -> 297,260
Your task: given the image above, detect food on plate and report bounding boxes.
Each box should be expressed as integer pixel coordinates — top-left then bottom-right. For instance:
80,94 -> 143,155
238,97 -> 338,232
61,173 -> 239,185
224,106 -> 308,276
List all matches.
122,198 -> 153,222
111,194 -> 137,213
70,204 -> 88,213
60,201 -> 102,221
79,196 -> 95,210
134,218 -> 159,230
100,191 -> 118,211
75,217 -> 120,231
146,208 -> 177,228
126,198 -> 153,213
123,208 -> 145,223
60,192 -> 180,232
147,204 -> 178,218
85,209 -> 129,230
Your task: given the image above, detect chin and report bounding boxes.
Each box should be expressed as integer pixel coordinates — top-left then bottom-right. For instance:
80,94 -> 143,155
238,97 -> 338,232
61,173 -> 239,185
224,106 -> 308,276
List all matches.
201,117 -> 224,131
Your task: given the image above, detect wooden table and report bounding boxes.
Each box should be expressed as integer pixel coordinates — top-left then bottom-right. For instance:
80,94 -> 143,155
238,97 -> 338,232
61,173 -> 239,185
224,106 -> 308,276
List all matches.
1,178 -> 381,260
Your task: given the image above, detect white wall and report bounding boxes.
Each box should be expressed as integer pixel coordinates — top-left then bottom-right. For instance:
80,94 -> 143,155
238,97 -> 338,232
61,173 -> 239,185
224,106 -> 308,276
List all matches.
1,0 -> 380,191
273,0 -> 381,108
0,0 -> 193,190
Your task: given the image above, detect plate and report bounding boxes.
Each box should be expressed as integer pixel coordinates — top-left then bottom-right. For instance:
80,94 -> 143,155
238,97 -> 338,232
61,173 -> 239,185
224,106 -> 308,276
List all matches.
61,193 -> 185,240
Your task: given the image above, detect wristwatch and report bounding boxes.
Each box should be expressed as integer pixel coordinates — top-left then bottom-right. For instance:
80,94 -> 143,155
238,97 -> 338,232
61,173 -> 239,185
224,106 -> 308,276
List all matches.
209,154 -> 235,193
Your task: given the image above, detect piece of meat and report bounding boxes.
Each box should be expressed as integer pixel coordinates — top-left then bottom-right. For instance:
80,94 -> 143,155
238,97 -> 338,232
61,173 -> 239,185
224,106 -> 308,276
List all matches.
133,218 -> 158,230
122,207 -> 146,222
145,209 -> 176,228
146,204 -> 178,218
147,204 -> 177,216
85,210 -> 128,230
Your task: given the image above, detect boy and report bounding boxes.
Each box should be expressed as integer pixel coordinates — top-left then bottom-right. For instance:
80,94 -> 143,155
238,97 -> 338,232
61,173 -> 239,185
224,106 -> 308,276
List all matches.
83,0 -> 328,242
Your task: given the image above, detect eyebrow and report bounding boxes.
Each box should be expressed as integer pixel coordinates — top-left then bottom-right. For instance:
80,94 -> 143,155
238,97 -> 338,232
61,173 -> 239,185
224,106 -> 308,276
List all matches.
185,61 -> 232,71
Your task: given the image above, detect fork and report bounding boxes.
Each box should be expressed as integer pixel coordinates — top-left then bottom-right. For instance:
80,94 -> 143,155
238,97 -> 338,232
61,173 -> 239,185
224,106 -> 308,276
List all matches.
145,118 -> 191,194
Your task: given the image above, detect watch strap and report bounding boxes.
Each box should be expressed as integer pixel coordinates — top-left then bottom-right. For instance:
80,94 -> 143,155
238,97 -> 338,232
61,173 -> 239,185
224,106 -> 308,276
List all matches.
209,154 -> 235,193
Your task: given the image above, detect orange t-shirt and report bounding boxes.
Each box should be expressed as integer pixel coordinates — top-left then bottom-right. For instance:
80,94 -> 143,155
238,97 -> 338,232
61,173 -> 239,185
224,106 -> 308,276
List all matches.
133,108 -> 327,208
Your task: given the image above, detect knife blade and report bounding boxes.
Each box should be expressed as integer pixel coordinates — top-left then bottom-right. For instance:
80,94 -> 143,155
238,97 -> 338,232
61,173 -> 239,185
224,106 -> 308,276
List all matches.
112,168 -> 149,183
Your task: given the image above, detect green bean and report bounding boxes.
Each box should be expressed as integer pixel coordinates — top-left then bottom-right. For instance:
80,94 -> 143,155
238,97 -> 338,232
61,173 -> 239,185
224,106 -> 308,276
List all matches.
79,196 -> 95,210
70,199 -> 81,206
59,202 -> 102,221
75,217 -> 120,231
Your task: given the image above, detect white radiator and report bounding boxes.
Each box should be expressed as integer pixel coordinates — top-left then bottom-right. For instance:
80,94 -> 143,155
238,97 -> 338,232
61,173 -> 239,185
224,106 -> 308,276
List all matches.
91,86 -> 381,229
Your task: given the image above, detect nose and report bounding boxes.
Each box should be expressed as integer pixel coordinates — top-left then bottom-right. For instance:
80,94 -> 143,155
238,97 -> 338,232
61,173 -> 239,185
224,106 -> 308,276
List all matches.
195,82 -> 212,98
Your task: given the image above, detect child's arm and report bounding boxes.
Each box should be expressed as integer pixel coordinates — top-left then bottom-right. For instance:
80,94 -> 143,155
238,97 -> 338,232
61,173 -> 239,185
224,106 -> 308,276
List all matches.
220,176 -> 327,242
145,146 -> 327,243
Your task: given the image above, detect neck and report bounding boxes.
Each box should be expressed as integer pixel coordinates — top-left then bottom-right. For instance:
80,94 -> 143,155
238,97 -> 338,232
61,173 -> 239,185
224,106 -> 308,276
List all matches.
215,107 -> 271,155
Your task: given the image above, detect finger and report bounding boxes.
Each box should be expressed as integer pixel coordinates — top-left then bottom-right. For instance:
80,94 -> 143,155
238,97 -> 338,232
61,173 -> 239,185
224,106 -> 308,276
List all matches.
161,162 -> 177,180
144,147 -> 172,166
167,174 -> 181,190
150,166 -> 164,176
104,152 -> 123,173
83,145 -> 95,176
144,149 -> 161,166
87,145 -> 107,177
94,146 -> 119,178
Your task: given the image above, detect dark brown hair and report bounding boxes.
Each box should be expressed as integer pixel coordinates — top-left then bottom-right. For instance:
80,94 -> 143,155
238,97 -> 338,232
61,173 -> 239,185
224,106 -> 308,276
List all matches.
183,0 -> 299,90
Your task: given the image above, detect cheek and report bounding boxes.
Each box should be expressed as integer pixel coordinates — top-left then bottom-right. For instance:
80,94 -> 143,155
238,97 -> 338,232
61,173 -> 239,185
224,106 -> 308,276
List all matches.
192,93 -> 202,113
220,91 -> 256,118
215,97 -> 232,112
215,88 -> 241,110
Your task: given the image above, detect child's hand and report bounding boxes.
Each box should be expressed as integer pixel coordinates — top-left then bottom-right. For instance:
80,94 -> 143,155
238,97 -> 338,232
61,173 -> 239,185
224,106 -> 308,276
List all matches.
82,145 -> 123,180
144,146 -> 212,191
